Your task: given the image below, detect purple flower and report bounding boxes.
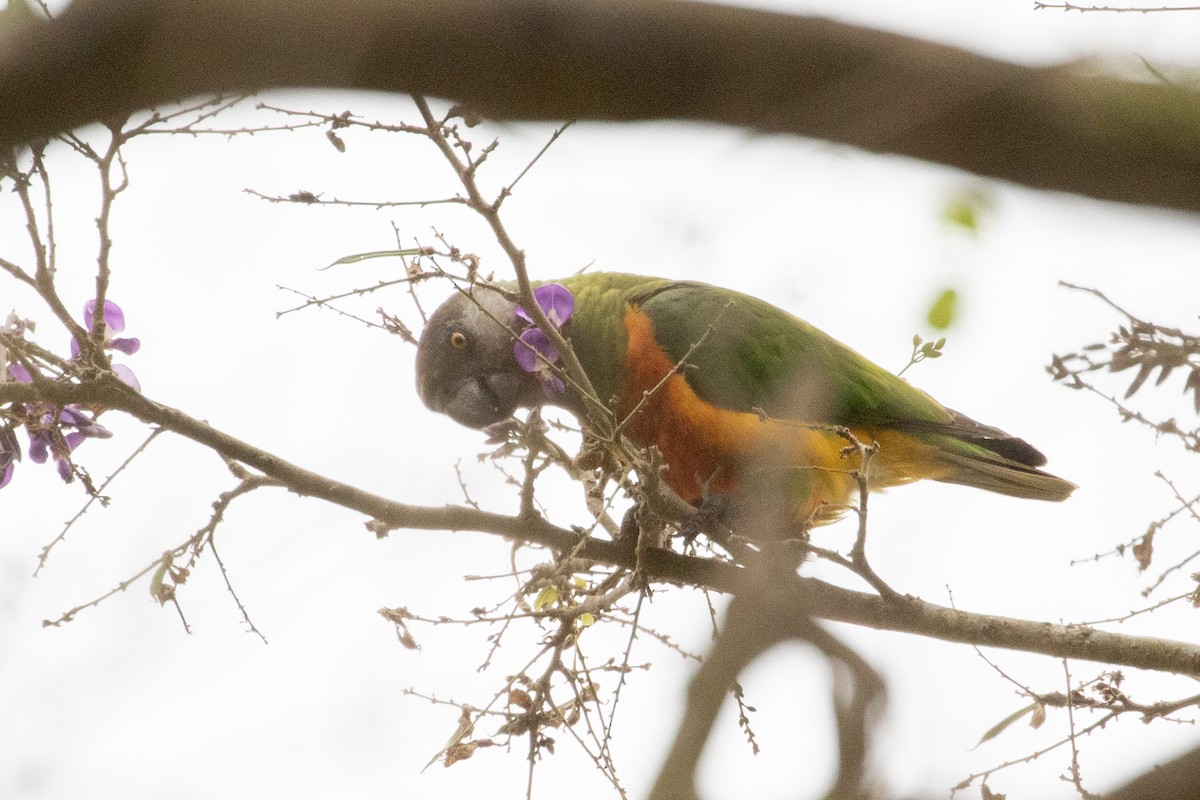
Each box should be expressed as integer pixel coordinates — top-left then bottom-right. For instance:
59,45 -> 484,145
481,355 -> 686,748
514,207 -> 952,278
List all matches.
25,404 -> 111,484
513,284 -> 574,396
110,363 -> 141,392
514,327 -> 564,395
0,300 -> 134,489
71,299 -> 141,359
7,362 -> 31,383
516,284 -> 574,329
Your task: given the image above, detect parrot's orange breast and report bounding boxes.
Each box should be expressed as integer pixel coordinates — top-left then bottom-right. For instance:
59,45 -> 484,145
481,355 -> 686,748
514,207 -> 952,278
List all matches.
618,306 -> 946,523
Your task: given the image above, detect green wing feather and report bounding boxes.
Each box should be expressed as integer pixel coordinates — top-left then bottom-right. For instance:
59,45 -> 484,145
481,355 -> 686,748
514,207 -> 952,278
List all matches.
632,281 -> 956,429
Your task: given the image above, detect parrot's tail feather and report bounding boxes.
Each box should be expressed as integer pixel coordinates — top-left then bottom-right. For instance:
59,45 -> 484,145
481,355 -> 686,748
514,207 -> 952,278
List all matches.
934,451 -> 1076,502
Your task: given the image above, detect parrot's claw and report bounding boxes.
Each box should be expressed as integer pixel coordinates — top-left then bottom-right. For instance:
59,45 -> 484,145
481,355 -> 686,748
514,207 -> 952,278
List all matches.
616,505 -> 641,549
680,494 -> 735,549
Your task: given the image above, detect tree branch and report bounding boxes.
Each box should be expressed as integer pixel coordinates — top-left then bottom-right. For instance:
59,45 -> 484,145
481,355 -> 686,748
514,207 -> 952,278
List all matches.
5,375 -> 1200,677
1,0 -> 1200,212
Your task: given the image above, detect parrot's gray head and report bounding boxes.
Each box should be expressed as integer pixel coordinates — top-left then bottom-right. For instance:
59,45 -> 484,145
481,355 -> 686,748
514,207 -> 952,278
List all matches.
416,288 -> 544,428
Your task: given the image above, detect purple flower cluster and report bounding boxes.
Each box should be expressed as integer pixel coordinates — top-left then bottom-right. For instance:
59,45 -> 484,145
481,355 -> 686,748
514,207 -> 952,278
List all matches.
513,284 -> 573,396
72,299 -> 142,391
1,299 -> 140,488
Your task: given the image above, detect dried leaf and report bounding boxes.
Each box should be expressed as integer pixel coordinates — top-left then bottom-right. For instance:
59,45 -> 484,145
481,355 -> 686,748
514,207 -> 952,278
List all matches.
1110,346 -> 1134,372
1132,529 -> 1155,572
1125,363 -> 1153,399
443,741 -> 479,768
1030,702 -> 1046,730
1185,369 -> 1200,413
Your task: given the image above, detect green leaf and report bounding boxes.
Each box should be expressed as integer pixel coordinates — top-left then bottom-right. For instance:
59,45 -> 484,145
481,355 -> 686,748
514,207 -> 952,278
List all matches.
940,186 -> 993,234
149,560 -> 169,603
927,288 -> 958,330
534,586 -> 559,611
943,201 -> 978,233
579,613 -> 596,627
323,249 -> 424,270
973,702 -> 1038,748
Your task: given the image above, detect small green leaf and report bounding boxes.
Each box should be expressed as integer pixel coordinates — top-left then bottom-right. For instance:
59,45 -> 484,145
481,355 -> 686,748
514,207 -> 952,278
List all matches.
534,586 -> 559,611
940,187 -> 993,234
149,560 -> 169,602
323,248 -> 424,270
927,289 -> 958,330
943,201 -> 978,233
973,703 -> 1038,748
579,613 -> 596,627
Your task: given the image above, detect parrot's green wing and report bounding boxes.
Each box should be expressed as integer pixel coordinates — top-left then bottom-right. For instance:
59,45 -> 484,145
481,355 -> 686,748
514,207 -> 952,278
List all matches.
632,282 -> 952,425
631,280 -> 1052,470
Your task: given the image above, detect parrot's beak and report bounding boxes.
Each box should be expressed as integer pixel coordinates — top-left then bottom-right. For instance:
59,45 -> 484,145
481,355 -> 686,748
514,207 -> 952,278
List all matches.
421,371 -> 526,429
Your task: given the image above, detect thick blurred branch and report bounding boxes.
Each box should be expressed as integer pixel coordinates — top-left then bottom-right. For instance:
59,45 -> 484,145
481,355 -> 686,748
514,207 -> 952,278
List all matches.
2,0 -> 1200,212
651,590 -> 882,800
1109,743 -> 1200,800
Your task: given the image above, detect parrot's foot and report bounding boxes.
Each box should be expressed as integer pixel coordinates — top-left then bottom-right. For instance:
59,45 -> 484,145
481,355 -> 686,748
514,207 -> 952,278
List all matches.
616,505 -> 641,548
680,494 -> 735,549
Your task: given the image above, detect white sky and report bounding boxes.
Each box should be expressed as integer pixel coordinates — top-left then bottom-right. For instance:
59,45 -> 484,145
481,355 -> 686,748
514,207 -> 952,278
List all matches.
4,2 -> 1200,799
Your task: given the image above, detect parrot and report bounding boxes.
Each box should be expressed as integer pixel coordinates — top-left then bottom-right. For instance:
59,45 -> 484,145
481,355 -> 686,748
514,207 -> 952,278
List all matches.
415,273 -> 1074,528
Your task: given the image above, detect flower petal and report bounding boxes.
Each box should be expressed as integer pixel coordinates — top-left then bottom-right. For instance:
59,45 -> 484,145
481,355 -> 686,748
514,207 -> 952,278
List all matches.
111,337 -> 140,355
102,301 -> 126,332
533,284 -> 573,327
514,327 -> 557,372
538,372 -> 565,397
55,456 -> 73,483
58,406 -> 86,427
8,363 -> 31,383
85,299 -> 126,333
111,363 -> 141,392
28,432 -> 49,463
0,460 -> 13,488
59,406 -> 111,440
64,431 -> 87,451
516,284 -> 574,327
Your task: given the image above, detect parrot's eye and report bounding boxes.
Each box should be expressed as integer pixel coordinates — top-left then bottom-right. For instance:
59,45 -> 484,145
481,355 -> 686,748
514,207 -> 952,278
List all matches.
449,330 -> 470,350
